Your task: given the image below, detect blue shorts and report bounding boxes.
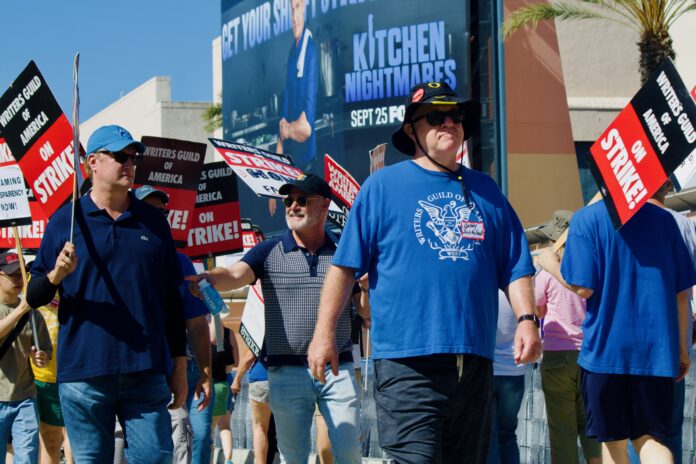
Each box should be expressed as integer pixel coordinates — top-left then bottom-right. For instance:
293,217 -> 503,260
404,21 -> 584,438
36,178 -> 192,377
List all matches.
580,368 -> 674,443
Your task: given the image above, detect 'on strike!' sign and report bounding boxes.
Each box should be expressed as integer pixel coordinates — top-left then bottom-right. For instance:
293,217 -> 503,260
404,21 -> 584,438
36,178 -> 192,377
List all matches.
588,59 -> 696,227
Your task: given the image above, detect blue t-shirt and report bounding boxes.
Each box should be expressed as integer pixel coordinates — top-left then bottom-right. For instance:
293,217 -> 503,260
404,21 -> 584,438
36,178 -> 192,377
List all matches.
248,347 -> 269,383
333,160 -> 534,360
177,253 -> 207,320
561,201 -> 696,377
31,193 -> 185,382
281,28 -> 317,167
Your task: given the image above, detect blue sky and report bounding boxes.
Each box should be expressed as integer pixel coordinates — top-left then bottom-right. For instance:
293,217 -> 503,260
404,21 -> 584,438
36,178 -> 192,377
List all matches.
0,1 -> 220,120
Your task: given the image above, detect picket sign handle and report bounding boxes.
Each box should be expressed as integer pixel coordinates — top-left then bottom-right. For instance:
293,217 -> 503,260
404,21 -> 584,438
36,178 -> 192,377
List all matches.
69,52 -> 80,246
363,328 -> 370,392
12,226 -> 39,349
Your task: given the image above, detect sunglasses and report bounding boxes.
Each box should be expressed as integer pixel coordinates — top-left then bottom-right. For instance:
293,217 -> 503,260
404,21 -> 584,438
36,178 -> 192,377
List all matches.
98,150 -> 144,166
412,109 -> 465,126
282,196 -> 319,207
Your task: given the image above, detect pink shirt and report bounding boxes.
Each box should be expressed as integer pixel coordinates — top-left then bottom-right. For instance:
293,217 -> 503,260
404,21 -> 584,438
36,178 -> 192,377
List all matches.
535,270 -> 585,351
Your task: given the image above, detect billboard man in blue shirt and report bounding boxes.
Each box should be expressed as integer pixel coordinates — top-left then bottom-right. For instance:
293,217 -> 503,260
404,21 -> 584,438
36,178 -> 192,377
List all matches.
26,126 -> 188,464
308,82 -> 541,463
276,0 -> 318,169
536,193 -> 696,463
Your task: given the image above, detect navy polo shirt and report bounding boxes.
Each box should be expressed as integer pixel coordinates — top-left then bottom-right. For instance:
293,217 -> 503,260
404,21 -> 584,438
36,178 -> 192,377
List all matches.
30,193 -> 185,383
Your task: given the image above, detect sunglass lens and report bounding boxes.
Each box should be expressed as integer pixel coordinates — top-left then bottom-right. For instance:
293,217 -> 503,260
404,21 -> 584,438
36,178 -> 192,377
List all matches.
112,151 -> 142,165
425,110 -> 464,125
283,197 -> 308,207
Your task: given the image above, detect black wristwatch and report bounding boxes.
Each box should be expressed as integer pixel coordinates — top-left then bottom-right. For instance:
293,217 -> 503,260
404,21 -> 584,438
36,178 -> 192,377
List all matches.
517,314 -> 540,328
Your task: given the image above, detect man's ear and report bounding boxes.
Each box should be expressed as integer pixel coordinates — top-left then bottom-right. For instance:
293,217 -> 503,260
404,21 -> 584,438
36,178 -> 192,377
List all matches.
404,123 -> 415,141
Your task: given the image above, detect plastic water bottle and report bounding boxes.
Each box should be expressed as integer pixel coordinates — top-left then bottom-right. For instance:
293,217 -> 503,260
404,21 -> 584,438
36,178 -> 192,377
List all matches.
197,280 -> 227,316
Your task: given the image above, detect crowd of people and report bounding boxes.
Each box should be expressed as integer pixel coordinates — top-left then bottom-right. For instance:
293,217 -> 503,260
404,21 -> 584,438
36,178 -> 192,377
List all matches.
0,79 -> 695,464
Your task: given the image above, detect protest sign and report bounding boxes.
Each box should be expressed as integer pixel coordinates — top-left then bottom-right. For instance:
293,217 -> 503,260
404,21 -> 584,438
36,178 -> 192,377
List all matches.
0,138 -> 31,227
185,162 -> 243,260
669,85 -> 696,191
239,281 -> 265,357
0,61 -> 83,218
588,59 -> 696,227
215,219 -> 264,267
325,154 -> 361,228
209,138 -> 303,198
133,136 -> 206,246
369,144 -> 387,174
0,200 -> 48,250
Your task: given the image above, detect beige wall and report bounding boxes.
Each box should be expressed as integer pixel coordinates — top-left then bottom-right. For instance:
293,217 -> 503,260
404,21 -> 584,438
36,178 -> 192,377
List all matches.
504,0 -> 584,226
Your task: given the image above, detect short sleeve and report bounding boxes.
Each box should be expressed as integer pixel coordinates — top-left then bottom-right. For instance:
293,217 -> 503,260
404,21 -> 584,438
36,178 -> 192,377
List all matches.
493,193 -> 534,288
177,254 -> 207,320
669,220 -> 696,292
241,238 -> 278,280
561,213 -> 598,290
333,184 -> 375,274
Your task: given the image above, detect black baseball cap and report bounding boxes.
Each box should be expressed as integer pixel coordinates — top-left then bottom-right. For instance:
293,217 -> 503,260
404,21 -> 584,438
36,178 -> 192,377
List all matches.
0,252 -> 21,274
392,81 -> 480,155
279,173 -> 331,198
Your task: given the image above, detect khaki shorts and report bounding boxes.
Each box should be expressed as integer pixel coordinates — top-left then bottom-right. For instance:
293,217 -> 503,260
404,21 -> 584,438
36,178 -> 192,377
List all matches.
249,380 -> 269,403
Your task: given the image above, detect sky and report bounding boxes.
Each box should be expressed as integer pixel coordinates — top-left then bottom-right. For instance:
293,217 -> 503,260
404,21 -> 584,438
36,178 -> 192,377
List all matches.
0,1 -> 221,120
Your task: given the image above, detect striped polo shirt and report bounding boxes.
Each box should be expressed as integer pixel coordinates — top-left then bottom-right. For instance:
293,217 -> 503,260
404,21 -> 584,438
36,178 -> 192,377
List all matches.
242,230 -> 353,366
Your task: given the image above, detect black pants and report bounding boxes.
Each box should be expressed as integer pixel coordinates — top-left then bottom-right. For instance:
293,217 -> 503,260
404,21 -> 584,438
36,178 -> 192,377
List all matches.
374,354 -> 493,464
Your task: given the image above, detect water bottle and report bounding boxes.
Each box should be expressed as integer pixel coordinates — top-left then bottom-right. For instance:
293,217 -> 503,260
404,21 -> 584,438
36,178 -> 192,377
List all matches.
198,280 -> 227,316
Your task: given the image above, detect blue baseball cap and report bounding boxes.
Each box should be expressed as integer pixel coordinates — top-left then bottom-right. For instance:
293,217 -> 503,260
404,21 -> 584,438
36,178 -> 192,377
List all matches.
133,185 -> 169,204
86,125 -> 146,155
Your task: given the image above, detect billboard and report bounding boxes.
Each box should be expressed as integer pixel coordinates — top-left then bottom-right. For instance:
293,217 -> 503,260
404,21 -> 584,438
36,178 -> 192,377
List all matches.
221,0 -> 471,232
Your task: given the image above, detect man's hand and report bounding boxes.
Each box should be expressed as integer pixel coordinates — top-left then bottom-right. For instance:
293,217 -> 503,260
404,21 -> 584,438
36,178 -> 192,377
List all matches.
194,372 -> 212,411
677,348 -> 691,382
48,242 -> 77,285
168,357 -> 188,410
278,117 -> 289,141
307,332 -> 338,385
30,347 -> 49,367
514,320 -> 541,364
185,273 -> 214,299
231,374 -> 242,395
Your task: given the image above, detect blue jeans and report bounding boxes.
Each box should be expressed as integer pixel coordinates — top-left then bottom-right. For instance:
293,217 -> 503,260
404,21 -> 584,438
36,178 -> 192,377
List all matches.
0,398 -> 39,464
627,378 -> 684,463
487,375 -> 525,464
59,370 -> 173,464
186,360 -> 214,464
268,362 -> 361,464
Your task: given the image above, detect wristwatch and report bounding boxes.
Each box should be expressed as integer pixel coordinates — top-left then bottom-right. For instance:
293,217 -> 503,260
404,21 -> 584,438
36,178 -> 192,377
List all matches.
517,314 -> 540,328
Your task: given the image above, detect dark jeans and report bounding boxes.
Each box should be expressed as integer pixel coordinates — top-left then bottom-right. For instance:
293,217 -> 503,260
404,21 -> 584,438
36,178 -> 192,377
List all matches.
487,375 -> 525,464
374,354 -> 493,464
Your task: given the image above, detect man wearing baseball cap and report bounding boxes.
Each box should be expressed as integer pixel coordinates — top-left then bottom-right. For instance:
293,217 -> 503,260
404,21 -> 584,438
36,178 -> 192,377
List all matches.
308,81 -> 539,463
27,126 -> 187,463
189,173 -> 362,464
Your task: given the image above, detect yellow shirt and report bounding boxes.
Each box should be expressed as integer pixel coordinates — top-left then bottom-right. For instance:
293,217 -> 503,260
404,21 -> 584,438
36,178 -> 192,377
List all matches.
30,293 -> 59,383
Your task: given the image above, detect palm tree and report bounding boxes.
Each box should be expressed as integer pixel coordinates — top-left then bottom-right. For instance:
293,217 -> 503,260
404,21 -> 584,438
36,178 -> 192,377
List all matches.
502,0 -> 696,84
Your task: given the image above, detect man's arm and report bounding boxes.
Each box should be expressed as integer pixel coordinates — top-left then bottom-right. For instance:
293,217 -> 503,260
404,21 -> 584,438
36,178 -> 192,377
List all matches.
26,242 -> 77,308
281,112 -> 312,143
186,315 -> 212,410
232,348 -> 257,394
0,300 -> 31,340
188,262 -> 256,296
534,248 -> 594,299
308,265 -> 356,383
677,290 -> 691,381
505,276 -> 542,364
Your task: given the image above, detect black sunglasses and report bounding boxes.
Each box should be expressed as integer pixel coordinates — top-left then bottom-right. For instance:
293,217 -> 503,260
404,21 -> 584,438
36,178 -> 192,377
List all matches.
282,196 -> 319,207
412,109 -> 465,126
98,150 -> 144,166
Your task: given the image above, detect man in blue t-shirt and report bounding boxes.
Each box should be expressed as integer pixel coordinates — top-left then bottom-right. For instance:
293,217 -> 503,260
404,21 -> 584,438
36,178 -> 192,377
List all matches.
26,126 -> 187,463
275,0 -> 318,169
536,196 -> 696,463
308,82 -> 540,463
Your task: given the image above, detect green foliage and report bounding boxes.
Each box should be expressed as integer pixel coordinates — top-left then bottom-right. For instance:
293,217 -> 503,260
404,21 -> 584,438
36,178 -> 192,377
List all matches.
203,102 -> 222,133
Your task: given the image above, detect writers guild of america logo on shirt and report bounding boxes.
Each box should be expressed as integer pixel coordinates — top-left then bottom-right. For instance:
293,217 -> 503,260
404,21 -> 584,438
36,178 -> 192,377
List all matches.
413,191 -> 485,261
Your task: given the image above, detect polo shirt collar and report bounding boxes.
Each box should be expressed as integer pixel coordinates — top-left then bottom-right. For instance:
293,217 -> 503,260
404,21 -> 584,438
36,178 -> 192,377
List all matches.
280,229 -> 336,254
81,191 -> 138,221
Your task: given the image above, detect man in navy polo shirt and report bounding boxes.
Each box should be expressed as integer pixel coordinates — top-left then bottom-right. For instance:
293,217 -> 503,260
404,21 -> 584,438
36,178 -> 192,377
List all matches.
190,174 -> 361,464
27,125 -> 187,463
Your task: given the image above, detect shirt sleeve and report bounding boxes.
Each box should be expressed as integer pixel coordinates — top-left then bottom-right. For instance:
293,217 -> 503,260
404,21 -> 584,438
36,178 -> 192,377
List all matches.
241,238 -> 278,281
493,191 -> 535,289
27,213 -> 63,308
561,212 -> 598,290
303,40 -> 318,128
177,254 -> 208,320
669,219 -> 696,293
163,233 -> 186,358
534,270 -> 549,307
332,183 -> 375,274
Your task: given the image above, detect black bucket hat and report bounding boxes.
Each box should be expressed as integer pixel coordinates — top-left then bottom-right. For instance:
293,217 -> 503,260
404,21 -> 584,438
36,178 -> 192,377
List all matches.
392,82 -> 480,156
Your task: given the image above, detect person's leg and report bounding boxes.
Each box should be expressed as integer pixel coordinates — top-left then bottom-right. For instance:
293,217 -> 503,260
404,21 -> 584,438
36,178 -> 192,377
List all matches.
117,371 -> 173,464
62,428 -> 73,464
0,402 -> 12,462
267,365 -> 316,464
491,376 -> 524,464
9,398 -> 40,464
38,422 -> 64,464
211,381 -> 232,461
187,361 -> 214,464
373,356 -> 453,464
442,355 -> 493,464
662,379 -> 685,463
267,414 -> 278,464
602,440 -> 630,464
316,363 -> 361,464
218,413 -> 233,462
250,399 -> 272,464
486,387 -> 500,464
542,351 -> 581,464
169,407 -> 191,464
314,412 -> 334,464
570,353 -> 601,464
59,376 -> 118,463
632,435 -> 674,464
